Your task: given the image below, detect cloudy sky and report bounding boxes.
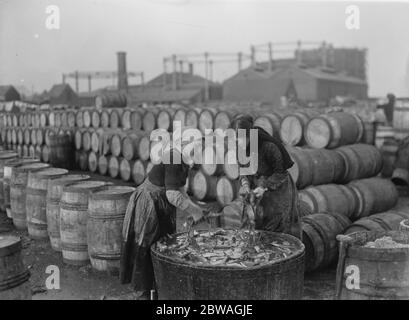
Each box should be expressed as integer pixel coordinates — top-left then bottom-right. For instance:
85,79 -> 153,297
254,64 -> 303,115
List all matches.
1,0 -> 408,96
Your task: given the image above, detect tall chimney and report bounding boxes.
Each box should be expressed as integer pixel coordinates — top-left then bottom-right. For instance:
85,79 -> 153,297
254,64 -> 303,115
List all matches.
321,41 -> 327,68
117,51 -> 128,92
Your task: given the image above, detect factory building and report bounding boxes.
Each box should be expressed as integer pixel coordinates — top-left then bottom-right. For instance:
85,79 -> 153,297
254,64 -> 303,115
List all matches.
223,44 -> 368,106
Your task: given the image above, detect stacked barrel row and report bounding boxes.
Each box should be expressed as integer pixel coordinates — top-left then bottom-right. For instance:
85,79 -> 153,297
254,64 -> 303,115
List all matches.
74,127 -> 154,185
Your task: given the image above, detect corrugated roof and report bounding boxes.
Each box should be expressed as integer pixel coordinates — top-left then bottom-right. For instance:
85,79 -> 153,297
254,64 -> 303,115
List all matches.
300,67 -> 367,85
128,86 -> 202,103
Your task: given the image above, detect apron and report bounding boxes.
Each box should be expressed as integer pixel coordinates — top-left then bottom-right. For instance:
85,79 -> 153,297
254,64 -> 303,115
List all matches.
120,179 -> 176,292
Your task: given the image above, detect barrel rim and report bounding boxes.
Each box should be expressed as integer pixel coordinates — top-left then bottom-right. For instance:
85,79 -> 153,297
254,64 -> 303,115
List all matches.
151,230 -> 305,271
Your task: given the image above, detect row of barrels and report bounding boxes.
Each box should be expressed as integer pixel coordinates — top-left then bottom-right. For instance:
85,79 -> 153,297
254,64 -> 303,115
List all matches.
1,127 -> 57,146
2,157 -> 137,273
299,177 -> 398,222
74,128 -> 151,161
288,143 -> 383,189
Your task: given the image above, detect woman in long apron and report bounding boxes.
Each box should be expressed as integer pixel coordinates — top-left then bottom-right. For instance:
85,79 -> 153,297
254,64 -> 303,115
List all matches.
120,145 -> 206,299
222,114 -> 302,239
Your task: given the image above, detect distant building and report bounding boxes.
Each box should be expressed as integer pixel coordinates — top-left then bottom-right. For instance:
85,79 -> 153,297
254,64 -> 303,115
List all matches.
128,71 -> 223,104
47,84 -> 78,105
223,60 -> 367,106
0,85 -> 21,101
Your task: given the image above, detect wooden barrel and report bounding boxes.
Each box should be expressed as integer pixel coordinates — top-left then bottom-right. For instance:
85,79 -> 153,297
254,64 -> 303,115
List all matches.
22,145 -> 29,157
132,159 -> 147,185
26,168 -> 68,239
75,110 -> 84,128
130,109 -> 144,131
298,184 -> 358,219
28,145 -> 35,158
91,110 -> 101,128
54,111 -> 62,127
345,209 -> 409,234
185,109 -> 199,129
87,186 -> 136,273
49,131 -> 75,169
288,147 -> 345,189
100,109 -> 110,128
254,112 -> 282,137
191,170 -> 218,201
34,145 -> 42,160
214,110 -> 235,131
301,212 -> 351,272
361,121 -> 376,145
16,128 -> 23,145
74,129 -> 83,150
381,138 -> 398,178
67,110 -> 76,128
121,132 -> 150,161
98,129 -> 120,156
375,125 -> 394,149
46,174 -> 90,251
201,143 -> 225,177
3,158 -> 40,218
82,109 -> 92,128
39,112 -> 48,128
109,132 -> 126,157
10,163 -> 50,229
95,92 -> 127,109
41,145 -> 50,163
173,108 -> 187,127
108,156 -> 121,178
60,180 -> 110,265
119,158 -> 133,181
88,151 -> 98,173
336,144 -> 383,183
109,108 -> 123,129
121,109 -> 132,130
305,112 -> 364,149
198,108 -> 216,134
216,176 -> 240,206
223,149 -> 239,180
336,230 -> 409,300
60,111 -> 68,127
81,129 -> 92,152
97,154 -> 110,176
142,110 -> 157,132
348,177 -> 398,220
393,102 -> 409,140
157,109 -> 175,131
0,236 -> 31,300
0,152 -> 18,211
280,110 -> 319,146
23,128 -> 30,145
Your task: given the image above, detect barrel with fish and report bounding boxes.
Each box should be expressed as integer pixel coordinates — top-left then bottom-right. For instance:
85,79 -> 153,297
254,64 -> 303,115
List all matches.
151,229 -> 305,300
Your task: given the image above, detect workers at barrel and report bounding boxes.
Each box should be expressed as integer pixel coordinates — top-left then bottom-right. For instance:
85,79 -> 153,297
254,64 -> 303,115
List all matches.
120,135 -> 206,300
377,93 -> 396,126
222,114 -> 302,239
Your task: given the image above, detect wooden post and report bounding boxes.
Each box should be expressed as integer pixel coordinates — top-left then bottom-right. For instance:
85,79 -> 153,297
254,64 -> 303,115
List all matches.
268,42 -> 273,72
238,52 -> 242,71
75,71 -> 79,93
296,40 -> 302,65
250,46 -> 256,68
88,75 -> 92,93
172,54 -> 178,91
204,52 -> 209,101
163,58 -> 167,89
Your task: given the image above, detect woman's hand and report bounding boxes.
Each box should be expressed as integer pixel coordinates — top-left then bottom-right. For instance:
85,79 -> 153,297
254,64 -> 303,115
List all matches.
253,187 -> 267,198
239,184 -> 251,197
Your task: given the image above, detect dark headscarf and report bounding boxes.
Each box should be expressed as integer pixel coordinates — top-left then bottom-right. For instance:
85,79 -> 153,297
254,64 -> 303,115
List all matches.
231,114 -> 294,170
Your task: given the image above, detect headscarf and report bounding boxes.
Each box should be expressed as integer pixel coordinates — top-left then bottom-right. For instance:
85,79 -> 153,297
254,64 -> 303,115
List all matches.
231,114 -> 294,170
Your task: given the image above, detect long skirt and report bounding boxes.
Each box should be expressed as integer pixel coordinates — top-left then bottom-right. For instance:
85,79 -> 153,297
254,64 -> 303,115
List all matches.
119,179 -> 175,292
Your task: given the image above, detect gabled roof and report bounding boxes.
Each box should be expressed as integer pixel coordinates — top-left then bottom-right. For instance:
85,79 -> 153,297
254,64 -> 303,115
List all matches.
0,85 -> 20,99
49,83 -> 76,98
300,67 -> 367,85
147,72 -> 218,87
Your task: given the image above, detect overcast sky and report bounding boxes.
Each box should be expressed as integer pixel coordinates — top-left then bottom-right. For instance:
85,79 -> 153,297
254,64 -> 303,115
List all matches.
1,0 -> 408,97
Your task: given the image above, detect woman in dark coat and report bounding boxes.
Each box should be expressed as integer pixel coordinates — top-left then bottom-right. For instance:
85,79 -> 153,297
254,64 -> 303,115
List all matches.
222,114 -> 301,239
120,147 -> 205,300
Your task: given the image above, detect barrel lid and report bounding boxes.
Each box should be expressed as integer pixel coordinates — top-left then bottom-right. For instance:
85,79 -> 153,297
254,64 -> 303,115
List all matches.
50,174 -> 91,187
91,186 -> 136,200
16,162 -> 50,172
0,152 -> 18,159
0,235 -> 21,257
33,167 -> 69,178
5,158 -> 40,168
64,180 -> 111,193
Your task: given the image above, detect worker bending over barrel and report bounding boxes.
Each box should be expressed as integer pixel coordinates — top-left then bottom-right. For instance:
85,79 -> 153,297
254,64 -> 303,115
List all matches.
120,137 -> 206,300
222,114 -> 302,239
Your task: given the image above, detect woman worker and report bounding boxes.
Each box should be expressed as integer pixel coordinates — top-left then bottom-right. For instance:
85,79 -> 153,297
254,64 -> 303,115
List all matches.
222,114 -> 301,239
120,138 -> 206,300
